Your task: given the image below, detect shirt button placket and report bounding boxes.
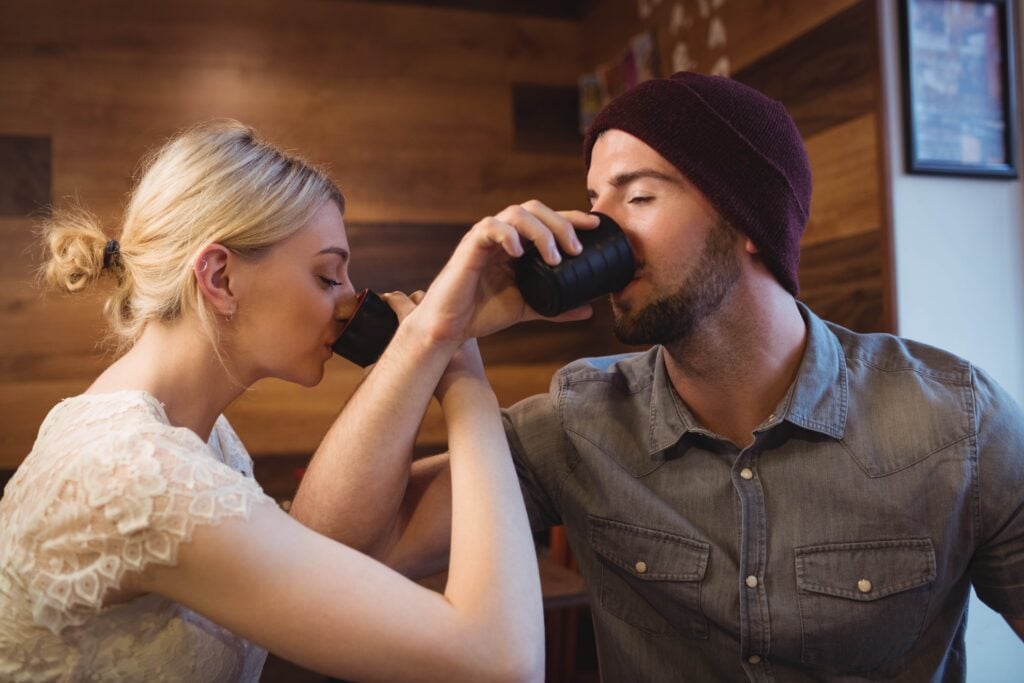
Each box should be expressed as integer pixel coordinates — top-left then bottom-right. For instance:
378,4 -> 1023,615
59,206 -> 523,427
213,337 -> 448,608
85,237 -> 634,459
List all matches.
736,453 -> 768,675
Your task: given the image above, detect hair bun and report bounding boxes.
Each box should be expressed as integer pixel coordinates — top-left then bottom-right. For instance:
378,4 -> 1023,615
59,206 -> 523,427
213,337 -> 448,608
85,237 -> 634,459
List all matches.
41,206 -> 115,293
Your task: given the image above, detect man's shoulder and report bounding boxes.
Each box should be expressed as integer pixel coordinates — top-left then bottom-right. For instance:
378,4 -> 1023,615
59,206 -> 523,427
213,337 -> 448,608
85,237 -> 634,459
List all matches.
824,319 -> 972,386
552,346 -> 660,395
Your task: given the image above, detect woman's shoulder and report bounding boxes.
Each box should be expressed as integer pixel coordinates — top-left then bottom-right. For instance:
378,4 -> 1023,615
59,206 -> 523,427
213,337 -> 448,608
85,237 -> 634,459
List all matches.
1,391 -> 274,634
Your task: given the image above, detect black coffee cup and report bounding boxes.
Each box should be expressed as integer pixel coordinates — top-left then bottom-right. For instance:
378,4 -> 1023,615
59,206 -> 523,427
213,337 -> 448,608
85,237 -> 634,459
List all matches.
332,289 -> 399,367
514,212 -> 635,317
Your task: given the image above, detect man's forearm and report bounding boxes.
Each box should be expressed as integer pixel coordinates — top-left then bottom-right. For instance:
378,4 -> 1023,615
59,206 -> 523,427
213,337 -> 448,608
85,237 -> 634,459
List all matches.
290,310 -> 457,554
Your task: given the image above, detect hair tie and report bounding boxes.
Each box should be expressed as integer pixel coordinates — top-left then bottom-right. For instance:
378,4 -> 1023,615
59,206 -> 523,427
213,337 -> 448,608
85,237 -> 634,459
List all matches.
103,239 -> 120,269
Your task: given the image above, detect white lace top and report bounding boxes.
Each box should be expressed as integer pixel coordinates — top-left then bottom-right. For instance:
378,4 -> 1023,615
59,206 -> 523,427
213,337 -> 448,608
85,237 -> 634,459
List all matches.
0,391 -> 275,682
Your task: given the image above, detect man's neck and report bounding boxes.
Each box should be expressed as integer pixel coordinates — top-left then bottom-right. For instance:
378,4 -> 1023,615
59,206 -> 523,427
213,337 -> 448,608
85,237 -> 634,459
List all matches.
662,292 -> 807,449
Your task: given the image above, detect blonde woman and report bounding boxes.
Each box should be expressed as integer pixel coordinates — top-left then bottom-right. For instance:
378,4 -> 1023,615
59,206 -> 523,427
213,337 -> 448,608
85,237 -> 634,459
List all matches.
0,120 -> 594,682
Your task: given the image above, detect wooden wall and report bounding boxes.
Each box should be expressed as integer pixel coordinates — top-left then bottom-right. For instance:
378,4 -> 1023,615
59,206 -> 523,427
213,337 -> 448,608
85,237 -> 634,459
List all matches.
0,0 -> 619,473
0,0 -> 893,480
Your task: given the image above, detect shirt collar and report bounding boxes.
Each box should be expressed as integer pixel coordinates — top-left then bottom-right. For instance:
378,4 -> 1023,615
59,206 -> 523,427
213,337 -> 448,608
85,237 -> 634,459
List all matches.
785,301 -> 848,439
645,301 -> 847,454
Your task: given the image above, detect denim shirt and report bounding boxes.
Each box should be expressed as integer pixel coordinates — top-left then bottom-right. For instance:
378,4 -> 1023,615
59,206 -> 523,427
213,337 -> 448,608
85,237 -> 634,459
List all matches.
503,304 -> 1024,682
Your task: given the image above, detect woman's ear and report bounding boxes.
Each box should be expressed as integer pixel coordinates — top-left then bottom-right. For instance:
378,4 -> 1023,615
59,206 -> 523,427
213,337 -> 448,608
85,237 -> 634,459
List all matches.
744,238 -> 759,255
194,244 -> 236,317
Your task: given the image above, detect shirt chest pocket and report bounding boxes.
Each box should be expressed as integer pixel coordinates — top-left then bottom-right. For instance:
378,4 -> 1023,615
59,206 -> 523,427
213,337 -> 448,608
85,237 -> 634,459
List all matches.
588,516 -> 711,639
795,538 -> 937,674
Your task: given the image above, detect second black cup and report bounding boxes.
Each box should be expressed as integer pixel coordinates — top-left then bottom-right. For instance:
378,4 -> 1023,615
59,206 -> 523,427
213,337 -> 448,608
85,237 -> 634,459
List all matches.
514,212 -> 635,317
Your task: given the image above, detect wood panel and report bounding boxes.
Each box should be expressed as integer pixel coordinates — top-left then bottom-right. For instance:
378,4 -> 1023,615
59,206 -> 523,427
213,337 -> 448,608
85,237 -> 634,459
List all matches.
798,230 -> 886,334
0,0 -> 609,470
732,0 -> 879,139
0,137 -> 51,216
803,113 -> 883,248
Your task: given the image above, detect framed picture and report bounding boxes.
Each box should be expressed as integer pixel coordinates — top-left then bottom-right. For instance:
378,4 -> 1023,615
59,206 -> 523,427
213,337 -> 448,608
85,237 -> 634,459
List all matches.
899,0 -> 1019,178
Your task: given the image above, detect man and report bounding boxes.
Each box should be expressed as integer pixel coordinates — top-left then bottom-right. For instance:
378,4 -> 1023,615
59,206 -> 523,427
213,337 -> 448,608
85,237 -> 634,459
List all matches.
294,72 -> 1024,681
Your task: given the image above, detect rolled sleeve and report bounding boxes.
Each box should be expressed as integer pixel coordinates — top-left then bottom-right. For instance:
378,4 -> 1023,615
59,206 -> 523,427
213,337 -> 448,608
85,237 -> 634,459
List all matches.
502,390 -> 574,533
969,365 -> 1024,618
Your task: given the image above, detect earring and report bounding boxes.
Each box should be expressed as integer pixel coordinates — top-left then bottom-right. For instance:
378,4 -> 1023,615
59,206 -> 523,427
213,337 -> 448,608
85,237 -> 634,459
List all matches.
197,259 -> 209,273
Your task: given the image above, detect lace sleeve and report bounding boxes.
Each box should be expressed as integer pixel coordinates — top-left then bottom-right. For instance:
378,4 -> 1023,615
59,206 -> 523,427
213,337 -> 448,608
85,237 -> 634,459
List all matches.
18,427 -> 273,634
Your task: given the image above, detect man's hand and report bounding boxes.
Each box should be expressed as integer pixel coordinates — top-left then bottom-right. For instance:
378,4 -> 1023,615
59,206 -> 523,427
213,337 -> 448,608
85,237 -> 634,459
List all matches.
412,201 -> 600,344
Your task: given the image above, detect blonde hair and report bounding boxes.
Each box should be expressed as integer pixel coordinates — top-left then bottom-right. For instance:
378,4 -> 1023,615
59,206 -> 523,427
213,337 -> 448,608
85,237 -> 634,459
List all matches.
41,119 -> 344,352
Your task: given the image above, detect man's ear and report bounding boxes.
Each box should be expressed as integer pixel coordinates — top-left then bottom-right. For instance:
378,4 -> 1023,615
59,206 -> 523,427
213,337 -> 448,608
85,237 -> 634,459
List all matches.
194,244 -> 236,317
744,238 -> 759,255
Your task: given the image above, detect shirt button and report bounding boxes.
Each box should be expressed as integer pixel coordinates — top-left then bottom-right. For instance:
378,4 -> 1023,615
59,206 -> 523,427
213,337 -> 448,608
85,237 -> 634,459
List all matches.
745,575 -> 758,588
857,578 -> 872,593
740,467 -> 754,480
749,655 -> 762,664
635,561 -> 648,574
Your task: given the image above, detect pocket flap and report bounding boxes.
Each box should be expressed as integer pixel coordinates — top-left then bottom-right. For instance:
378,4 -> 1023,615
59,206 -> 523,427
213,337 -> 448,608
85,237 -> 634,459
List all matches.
795,539 -> 936,602
589,515 -> 709,582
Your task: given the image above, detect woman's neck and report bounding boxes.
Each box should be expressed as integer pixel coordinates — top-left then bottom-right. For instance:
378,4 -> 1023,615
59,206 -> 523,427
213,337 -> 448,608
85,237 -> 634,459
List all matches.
87,322 -> 248,441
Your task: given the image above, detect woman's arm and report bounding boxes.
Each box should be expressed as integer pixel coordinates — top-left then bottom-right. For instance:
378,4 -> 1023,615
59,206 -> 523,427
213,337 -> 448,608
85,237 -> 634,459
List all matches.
131,345 -> 543,682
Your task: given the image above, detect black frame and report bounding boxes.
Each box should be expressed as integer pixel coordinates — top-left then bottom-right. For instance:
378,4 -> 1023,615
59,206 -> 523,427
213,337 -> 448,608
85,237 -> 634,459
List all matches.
899,0 -> 1019,178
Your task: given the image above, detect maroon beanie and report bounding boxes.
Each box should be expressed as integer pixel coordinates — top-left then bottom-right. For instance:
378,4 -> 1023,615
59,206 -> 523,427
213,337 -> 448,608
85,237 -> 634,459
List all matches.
583,71 -> 811,296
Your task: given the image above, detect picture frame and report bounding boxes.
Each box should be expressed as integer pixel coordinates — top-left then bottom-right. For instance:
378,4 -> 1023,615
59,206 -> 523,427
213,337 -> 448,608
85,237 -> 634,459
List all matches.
899,0 -> 1019,178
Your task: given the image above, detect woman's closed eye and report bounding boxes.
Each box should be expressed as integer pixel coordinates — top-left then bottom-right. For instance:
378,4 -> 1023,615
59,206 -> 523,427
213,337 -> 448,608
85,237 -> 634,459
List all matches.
319,276 -> 343,288
629,195 -> 654,204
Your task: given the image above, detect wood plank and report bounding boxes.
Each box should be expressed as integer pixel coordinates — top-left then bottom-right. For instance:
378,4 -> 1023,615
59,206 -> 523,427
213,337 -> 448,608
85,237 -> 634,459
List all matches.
0,361 -> 572,468
803,113 -> 883,248
0,379 -> 92,469
0,0 -> 583,86
733,0 -> 878,139
343,0 -> 588,20
582,0 -> 862,75
798,230 -> 887,334
224,361 -> 571,457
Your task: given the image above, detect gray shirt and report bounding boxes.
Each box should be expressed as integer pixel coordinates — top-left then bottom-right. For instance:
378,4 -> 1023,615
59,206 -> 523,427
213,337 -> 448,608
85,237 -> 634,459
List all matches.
503,304 -> 1024,682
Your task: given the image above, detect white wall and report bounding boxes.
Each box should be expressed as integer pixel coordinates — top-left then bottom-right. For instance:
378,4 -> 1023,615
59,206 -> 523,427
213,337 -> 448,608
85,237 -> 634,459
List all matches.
878,1 -> 1024,680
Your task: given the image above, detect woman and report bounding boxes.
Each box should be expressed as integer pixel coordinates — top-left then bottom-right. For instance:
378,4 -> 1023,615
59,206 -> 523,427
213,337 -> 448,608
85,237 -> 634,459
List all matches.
0,119 -> 592,681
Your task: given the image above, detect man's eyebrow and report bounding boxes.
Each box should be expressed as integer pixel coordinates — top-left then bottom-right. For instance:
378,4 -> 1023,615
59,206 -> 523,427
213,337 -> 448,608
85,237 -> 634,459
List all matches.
608,169 -> 678,187
588,169 -> 678,198
316,246 -> 350,262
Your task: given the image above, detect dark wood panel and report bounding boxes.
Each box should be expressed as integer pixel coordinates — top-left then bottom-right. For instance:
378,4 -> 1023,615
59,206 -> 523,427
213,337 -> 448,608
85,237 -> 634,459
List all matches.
342,0 -> 589,19
733,0 -> 879,139
513,83 -> 583,154
0,137 -> 51,216
345,221 -> 468,293
798,229 -> 887,334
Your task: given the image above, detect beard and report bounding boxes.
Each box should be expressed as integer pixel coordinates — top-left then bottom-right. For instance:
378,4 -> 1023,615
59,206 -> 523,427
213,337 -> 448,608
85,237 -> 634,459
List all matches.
612,218 -> 741,346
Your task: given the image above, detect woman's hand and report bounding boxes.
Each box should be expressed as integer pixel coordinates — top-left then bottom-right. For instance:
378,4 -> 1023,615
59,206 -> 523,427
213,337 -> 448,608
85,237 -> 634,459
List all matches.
381,291 -> 485,401
413,201 -> 600,344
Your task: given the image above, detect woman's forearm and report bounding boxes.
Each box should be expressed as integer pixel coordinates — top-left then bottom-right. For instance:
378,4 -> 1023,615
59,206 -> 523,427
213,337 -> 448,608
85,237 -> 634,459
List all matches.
439,372 -> 544,671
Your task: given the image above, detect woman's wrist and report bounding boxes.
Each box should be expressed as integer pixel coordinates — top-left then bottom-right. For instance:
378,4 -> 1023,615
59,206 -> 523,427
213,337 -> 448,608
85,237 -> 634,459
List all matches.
435,339 -> 487,403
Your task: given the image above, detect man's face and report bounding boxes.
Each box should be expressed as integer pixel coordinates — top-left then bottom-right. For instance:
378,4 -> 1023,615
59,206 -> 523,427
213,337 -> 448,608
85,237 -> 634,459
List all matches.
586,129 -> 743,346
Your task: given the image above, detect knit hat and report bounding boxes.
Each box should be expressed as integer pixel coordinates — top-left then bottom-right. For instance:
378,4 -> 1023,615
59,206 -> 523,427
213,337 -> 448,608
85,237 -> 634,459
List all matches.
583,71 -> 812,295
